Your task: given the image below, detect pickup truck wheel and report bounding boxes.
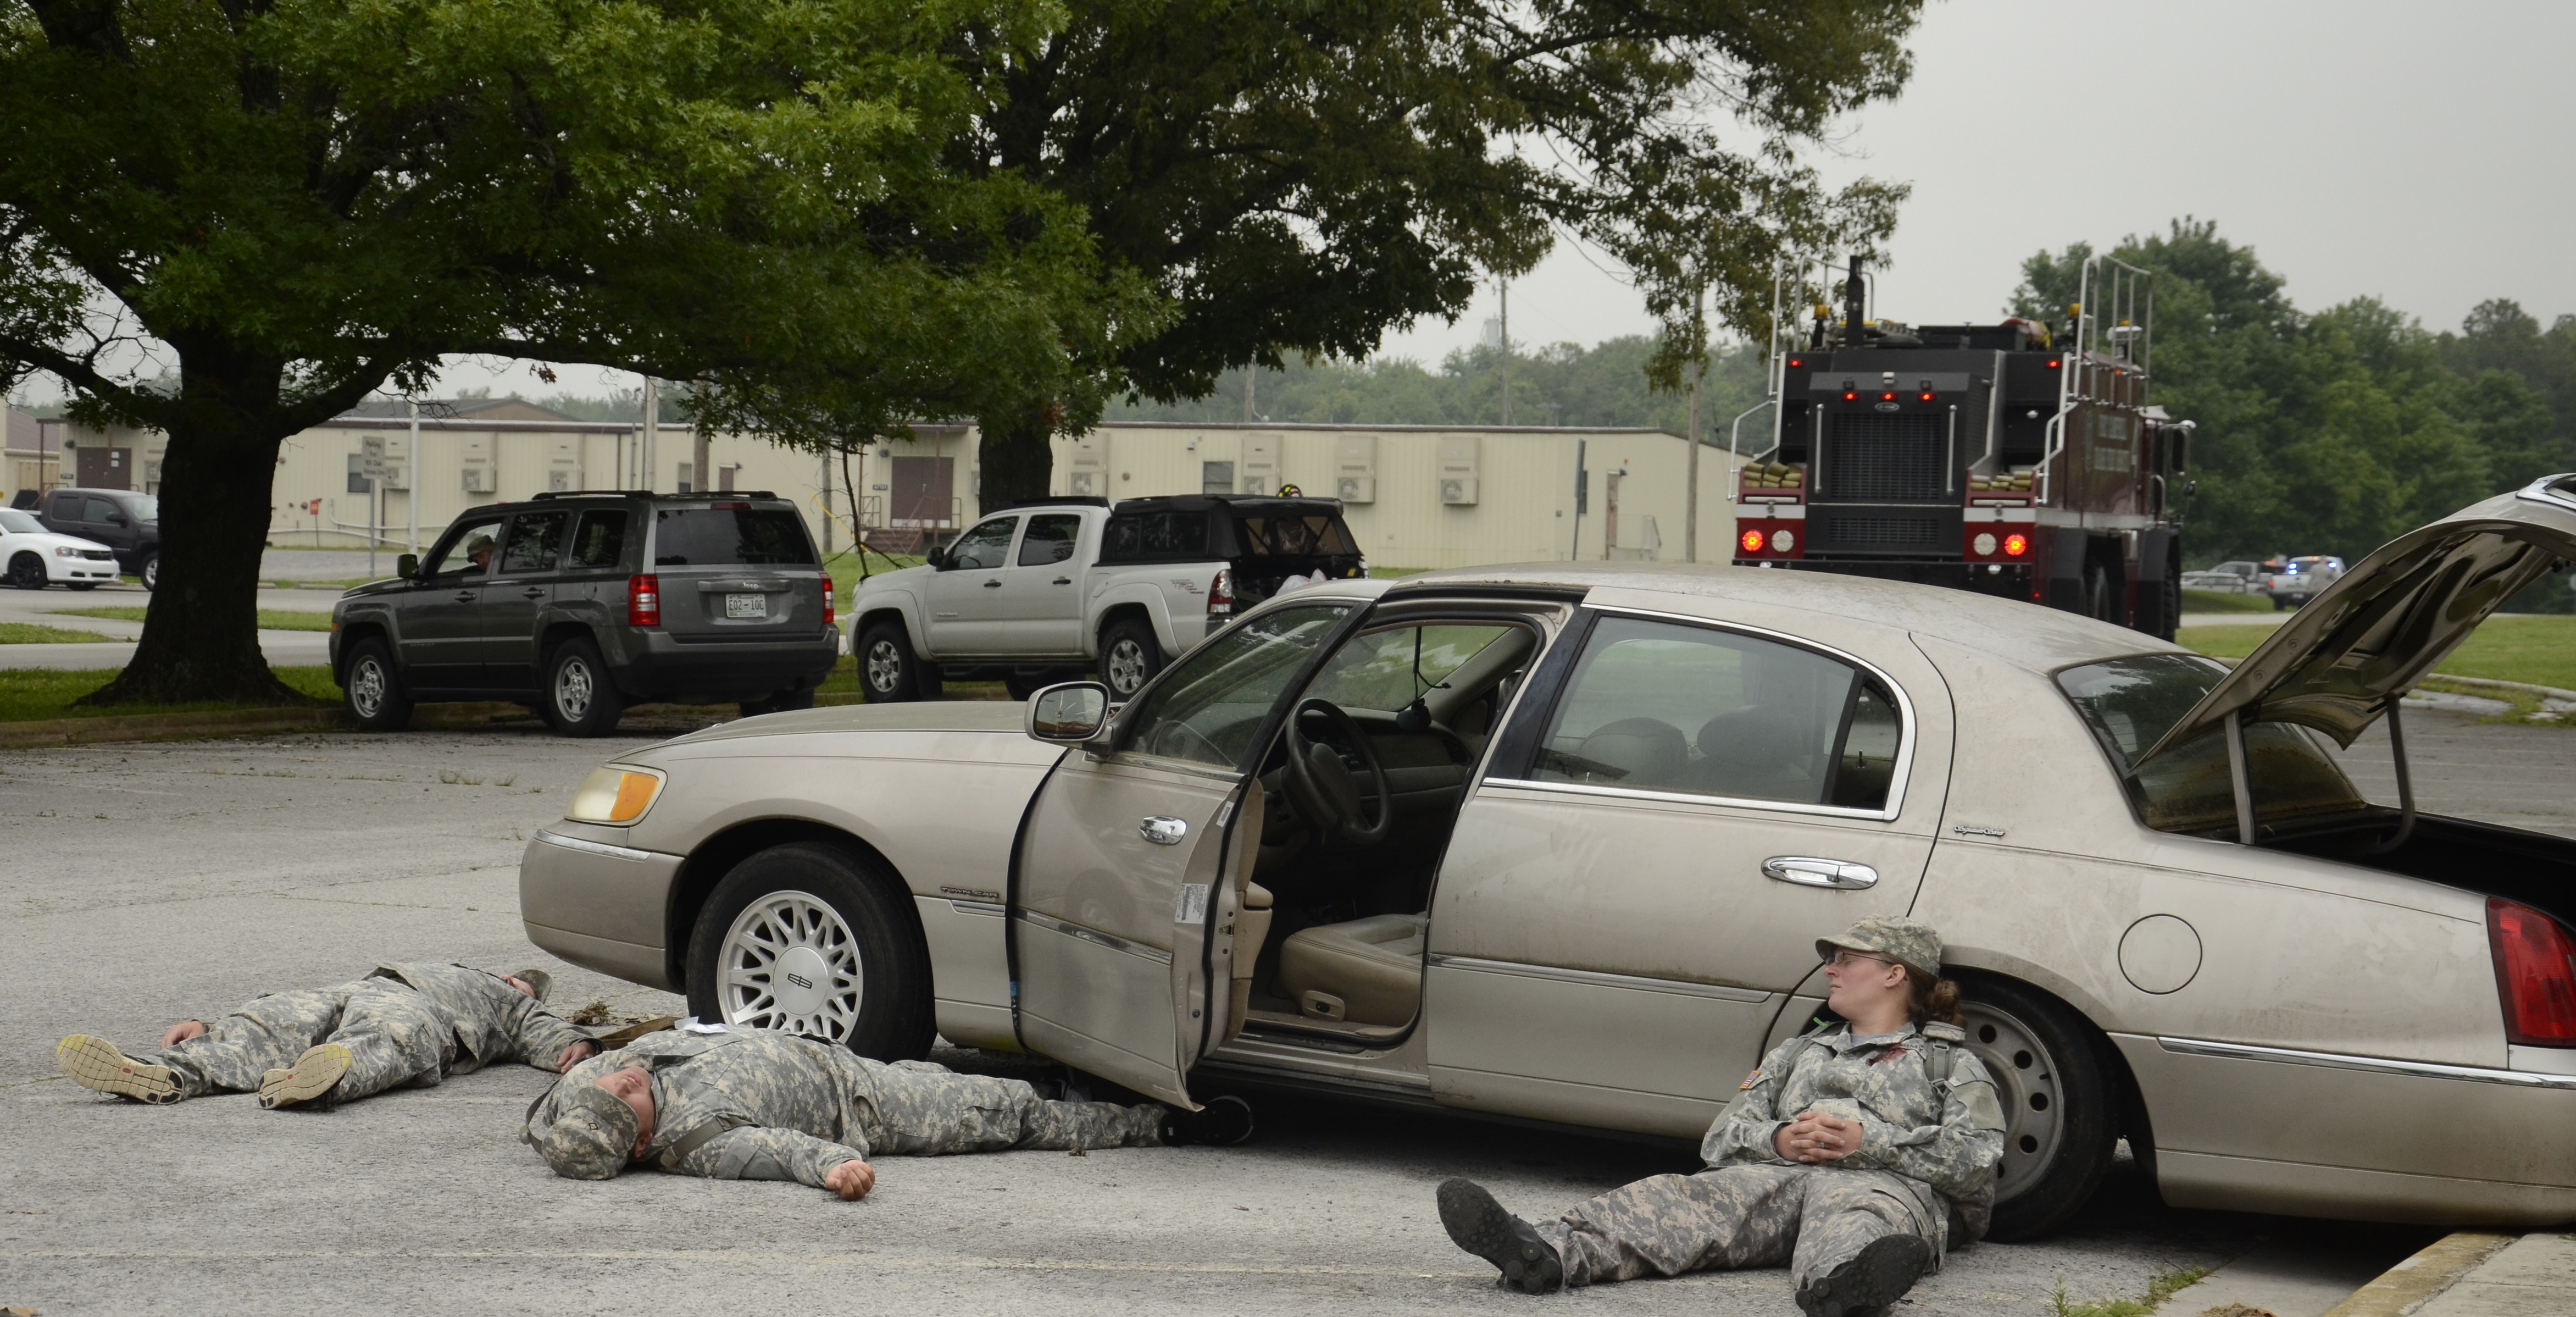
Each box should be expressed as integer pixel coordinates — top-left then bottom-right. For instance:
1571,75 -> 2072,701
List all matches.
138,552 -> 159,591
1958,976 -> 2118,1242
542,636 -> 626,737
1100,618 -> 1164,700
686,842 -> 934,1061
341,637 -> 414,732
859,622 -> 936,702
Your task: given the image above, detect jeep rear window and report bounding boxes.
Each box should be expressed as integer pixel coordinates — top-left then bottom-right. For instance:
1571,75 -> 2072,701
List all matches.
1100,511 -> 1210,563
1234,513 -> 1353,556
2057,654 -> 2366,836
652,508 -> 815,566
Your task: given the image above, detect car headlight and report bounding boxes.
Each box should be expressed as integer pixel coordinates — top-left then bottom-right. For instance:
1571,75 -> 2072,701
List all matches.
566,766 -> 666,824
54,546 -> 74,557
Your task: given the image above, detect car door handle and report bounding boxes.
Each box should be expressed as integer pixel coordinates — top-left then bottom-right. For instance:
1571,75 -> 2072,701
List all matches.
454,591 -> 476,603
521,588 -> 545,599
982,579 -> 1003,588
1762,856 -> 1879,890
1053,577 -> 1072,585
1139,816 -> 1190,846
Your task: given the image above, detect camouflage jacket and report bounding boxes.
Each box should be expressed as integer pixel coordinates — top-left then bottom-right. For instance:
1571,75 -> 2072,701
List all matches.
367,963 -> 589,1075
564,1031 -> 879,1189
1705,1020 -> 2007,1231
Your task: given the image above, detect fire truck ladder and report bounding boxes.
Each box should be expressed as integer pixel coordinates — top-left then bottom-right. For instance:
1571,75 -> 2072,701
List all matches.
2038,254 -> 2154,503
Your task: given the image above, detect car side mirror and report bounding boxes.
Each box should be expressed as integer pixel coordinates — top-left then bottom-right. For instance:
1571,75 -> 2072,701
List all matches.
396,553 -> 420,580
1026,682 -> 1109,744
106,513 -> 128,527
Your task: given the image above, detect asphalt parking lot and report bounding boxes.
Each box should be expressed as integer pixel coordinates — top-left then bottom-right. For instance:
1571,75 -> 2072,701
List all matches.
8,711 -> 2557,1315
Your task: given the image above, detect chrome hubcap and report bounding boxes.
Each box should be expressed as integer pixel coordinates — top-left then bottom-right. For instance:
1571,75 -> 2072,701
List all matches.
865,640 -> 903,693
1106,639 -> 1147,694
142,558 -> 157,589
717,890 -> 863,1042
1961,1002 -> 2066,1204
555,657 -> 594,720
349,658 -> 386,717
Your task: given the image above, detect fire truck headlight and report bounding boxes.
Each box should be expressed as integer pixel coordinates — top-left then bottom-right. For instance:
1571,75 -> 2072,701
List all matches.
1770,529 -> 1796,554
2003,533 -> 2030,558
1740,528 -> 1764,555
1973,532 -> 1997,556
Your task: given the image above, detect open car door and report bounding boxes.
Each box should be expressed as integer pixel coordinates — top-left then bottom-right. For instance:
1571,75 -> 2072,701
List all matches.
1011,602 -> 1358,1105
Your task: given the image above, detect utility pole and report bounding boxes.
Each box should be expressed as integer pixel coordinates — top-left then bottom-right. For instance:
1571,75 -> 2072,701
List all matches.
641,376 -> 660,491
1243,365 -> 1256,422
1498,278 -> 1512,426
1684,283 -> 1705,563
693,379 -> 712,497
406,396 -> 420,554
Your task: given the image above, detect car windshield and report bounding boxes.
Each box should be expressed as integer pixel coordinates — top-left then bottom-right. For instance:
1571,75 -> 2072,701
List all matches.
1120,604 -> 1350,768
1303,624 -> 1515,712
652,507 -> 815,566
2057,654 -> 2367,836
129,496 -> 158,521
0,509 -> 42,534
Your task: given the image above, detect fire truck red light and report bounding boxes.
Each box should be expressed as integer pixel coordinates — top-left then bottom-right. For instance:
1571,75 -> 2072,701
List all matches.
1919,392 -> 1934,401
1740,529 -> 1764,554
2002,534 -> 2029,557
2046,359 -> 2061,369
1842,392 -> 1855,401
1880,392 -> 1895,401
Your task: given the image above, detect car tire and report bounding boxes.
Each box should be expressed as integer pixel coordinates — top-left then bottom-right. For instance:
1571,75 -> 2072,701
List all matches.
685,842 -> 935,1061
1003,672 -> 1046,701
1957,976 -> 2119,1242
859,622 -> 936,702
541,635 -> 626,737
4,552 -> 43,590
341,637 -> 414,732
740,687 -> 817,717
2081,561 -> 2118,624
1099,617 -> 1164,700
138,552 -> 159,591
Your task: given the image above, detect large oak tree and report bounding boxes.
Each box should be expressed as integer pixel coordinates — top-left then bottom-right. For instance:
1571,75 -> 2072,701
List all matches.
1,0 -> 1144,705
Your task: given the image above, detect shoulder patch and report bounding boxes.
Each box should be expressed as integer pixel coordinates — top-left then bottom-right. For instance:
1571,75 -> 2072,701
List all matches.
1922,1021 -> 1966,1043
1739,1069 -> 1765,1091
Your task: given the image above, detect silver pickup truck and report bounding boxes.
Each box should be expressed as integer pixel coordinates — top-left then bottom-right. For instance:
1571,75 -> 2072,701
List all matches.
847,494 -> 1364,701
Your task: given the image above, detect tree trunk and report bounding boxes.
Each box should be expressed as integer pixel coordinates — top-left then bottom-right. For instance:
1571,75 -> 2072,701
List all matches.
976,404 -> 1056,507
77,406 -> 308,707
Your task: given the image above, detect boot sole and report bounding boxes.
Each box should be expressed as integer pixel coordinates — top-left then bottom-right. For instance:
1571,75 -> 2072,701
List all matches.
55,1036 -> 181,1104
258,1043 -> 353,1110
1436,1178 -> 1563,1294
1797,1232 -> 1933,1316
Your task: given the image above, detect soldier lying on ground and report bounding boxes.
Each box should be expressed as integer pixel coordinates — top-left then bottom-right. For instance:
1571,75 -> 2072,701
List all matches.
56,963 -> 597,1110
1436,917 -> 2006,1317
525,1028 -> 1254,1196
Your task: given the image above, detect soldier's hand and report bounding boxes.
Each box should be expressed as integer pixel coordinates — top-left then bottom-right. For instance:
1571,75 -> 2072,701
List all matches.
1780,1110 -> 1865,1163
555,1041 -> 597,1073
825,1160 -> 875,1200
162,1020 -> 207,1048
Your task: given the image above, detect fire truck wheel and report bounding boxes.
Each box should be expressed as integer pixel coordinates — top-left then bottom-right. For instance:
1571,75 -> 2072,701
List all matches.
2083,561 -> 2118,624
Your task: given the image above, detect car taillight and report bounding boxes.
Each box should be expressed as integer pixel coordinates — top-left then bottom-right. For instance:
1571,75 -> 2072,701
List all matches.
628,574 -> 660,627
821,573 -> 835,628
2489,898 -> 2576,1045
1207,567 -> 1234,618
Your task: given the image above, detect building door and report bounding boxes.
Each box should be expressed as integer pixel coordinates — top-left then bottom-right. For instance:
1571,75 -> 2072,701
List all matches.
76,446 -> 131,490
889,456 -> 956,534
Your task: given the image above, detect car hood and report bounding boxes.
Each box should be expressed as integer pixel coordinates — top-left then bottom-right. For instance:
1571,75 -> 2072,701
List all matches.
851,565 -> 931,596
657,699 -> 1031,746
2146,474 -> 2576,760
8,530 -> 112,554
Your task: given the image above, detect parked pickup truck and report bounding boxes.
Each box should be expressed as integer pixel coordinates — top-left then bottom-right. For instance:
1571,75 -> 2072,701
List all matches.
848,494 -> 1365,701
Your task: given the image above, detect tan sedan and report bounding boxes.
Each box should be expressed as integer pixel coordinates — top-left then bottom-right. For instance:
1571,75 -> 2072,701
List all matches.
521,475 -> 2576,1239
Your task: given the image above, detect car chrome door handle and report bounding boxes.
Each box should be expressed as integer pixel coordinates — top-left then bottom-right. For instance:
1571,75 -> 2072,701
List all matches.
1053,577 -> 1072,585
1762,856 -> 1879,890
454,591 -> 475,602
1139,816 -> 1190,846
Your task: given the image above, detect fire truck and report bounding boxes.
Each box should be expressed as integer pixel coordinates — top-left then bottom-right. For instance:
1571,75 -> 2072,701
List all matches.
1731,256 -> 2194,638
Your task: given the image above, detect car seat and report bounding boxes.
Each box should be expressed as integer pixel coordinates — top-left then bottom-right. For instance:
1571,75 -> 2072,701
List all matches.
1274,913 -> 1428,1027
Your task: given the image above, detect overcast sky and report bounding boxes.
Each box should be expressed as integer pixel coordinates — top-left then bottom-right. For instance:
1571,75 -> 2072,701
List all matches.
15,1 -> 2568,406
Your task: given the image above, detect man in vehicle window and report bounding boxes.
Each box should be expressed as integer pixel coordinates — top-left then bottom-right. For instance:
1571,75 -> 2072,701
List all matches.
55,963 -> 596,1109
525,1029 -> 1253,1195
1435,918 -> 2005,1317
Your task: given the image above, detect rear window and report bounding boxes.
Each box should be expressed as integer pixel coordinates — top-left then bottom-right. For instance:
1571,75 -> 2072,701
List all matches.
1235,513 -> 1353,557
1101,511 -> 1211,563
2057,654 -> 2365,835
652,507 -> 815,566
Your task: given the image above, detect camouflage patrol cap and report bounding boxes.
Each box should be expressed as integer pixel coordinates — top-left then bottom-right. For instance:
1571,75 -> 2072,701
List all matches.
1817,916 -> 1942,980
533,1083 -> 635,1180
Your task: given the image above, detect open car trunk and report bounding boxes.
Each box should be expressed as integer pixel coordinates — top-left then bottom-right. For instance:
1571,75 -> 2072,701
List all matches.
2266,812 -> 2576,928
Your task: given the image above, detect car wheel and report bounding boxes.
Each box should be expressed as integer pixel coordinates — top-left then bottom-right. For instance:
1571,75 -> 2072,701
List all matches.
1958,976 -> 2119,1241
2081,561 -> 2117,624
542,636 -> 626,737
1099,617 -> 1164,700
341,638 -> 414,732
2270,595 -> 2290,611
1003,672 -> 1045,701
685,842 -> 934,1061
740,687 -> 817,717
859,622 -> 936,702
4,553 -> 43,590
138,552 -> 159,591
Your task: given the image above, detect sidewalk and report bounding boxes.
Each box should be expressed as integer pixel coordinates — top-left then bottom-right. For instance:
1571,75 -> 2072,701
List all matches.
2322,1231 -> 2569,1316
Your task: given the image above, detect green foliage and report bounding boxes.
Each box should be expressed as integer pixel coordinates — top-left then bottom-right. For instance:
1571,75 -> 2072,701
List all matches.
2047,1267 -> 2209,1317
2179,589 -> 2273,614
0,665 -> 338,722
0,621 -> 115,644
2181,616 -> 2576,690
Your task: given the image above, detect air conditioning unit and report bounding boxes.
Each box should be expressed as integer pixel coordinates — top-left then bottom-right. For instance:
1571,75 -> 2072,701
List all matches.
1334,434 -> 1377,504
1068,472 -> 1096,496
1241,435 -> 1279,496
460,467 -> 493,494
1336,476 -> 1374,503
1440,477 -> 1478,505
1437,435 -> 1480,505
547,469 -> 571,493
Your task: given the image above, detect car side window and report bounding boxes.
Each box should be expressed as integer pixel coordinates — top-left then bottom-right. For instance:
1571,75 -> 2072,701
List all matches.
567,511 -> 629,569
1526,614 -> 1903,811
1120,604 -> 1350,769
421,518 -> 504,582
945,516 -> 1018,570
86,496 -> 124,524
47,493 -> 79,520
499,511 -> 571,573
1017,513 -> 1081,567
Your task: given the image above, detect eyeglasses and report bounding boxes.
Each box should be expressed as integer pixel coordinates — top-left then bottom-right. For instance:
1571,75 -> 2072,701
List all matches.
1824,950 -> 1896,970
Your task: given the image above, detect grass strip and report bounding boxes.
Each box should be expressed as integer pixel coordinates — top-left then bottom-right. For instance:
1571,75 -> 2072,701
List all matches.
2181,615 -> 2576,690
0,621 -> 118,644
2179,588 -> 2274,614
2049,1266 -> 2210,1317
0,665 -> 340,723
51,606 -> 335,633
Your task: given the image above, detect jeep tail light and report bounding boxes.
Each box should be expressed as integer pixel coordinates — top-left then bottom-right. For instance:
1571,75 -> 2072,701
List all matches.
1207,567 -> 1234,618
628,574 -> 660,627
2489,898 -> 2576,1045
821,573 -> 835,628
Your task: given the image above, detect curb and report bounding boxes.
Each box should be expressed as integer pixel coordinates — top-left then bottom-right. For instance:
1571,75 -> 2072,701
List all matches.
2317,1231 -> 2513,1317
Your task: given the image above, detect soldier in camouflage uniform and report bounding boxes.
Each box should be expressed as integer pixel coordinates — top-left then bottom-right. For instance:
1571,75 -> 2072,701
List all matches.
1437,918 -> 2007,1317
55,962 -> 596,1111
525,1028 -> 1253,1196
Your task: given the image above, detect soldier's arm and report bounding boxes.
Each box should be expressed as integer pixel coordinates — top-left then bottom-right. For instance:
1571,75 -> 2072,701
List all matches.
502,995 -> 595,1072
1846,1055 -> 2007,1200
667,1125 -> 870,1190
1701,1036 -> 1808,1166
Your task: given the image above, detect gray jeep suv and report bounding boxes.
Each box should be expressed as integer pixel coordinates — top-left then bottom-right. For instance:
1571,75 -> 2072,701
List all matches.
331,491 -> 838,735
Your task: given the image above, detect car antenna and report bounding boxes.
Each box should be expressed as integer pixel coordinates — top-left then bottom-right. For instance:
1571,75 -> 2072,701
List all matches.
1397,628 -> 1433,732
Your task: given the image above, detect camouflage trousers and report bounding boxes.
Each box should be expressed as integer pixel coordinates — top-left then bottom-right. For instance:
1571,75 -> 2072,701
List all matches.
154,980 -> 452,1102
1534,1163 -> 1937,1291
860,1059 -> 1165,1155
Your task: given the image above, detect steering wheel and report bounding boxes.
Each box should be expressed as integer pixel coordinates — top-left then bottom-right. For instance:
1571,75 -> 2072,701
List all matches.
1281,698 -> 1393,845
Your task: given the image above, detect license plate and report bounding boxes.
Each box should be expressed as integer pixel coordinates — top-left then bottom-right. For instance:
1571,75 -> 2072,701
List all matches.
725,593 -> 768,619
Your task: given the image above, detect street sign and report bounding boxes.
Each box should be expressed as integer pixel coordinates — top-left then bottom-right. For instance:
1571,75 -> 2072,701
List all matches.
360,434 -> 386,479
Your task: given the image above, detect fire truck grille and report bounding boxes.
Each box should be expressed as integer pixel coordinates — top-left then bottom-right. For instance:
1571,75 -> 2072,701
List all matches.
1820,413 -> 1946,501
1809,508 -> 1947,555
